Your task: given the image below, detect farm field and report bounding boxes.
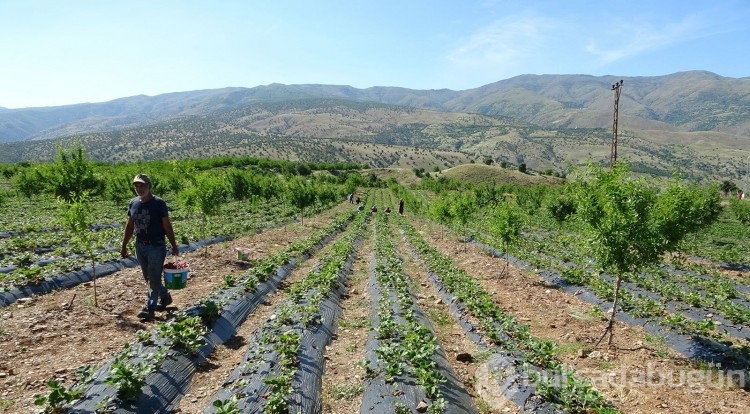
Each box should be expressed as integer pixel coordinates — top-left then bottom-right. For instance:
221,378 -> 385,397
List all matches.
0,159 -> 749,413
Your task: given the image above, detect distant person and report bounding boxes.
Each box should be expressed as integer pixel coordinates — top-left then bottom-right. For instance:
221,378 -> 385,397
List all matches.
371,205 -> 378,213
357,204 -> 364,212
398,199 -> 404,215
355,196 -> 361,204
384,206 -> 391,214
121,174 -> 180,320
348,193 -> 354,204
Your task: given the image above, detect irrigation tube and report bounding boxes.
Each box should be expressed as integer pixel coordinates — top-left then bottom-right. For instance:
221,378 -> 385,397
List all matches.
400,233 -> 562,413
0,236 -> 231,308
361,234 -> 477,413
204,226 -> 364,413
69,220 -> 349,413
473,240 -> 750,371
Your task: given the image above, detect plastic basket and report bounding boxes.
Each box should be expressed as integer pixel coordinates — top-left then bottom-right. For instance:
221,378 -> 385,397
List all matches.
163,265 -> 189,289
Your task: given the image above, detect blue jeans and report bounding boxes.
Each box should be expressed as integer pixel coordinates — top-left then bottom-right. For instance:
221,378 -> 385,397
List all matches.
135,242 -> 169,311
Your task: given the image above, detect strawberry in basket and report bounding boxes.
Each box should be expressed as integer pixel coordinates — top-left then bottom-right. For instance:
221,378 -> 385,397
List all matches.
164,261 -> 189,270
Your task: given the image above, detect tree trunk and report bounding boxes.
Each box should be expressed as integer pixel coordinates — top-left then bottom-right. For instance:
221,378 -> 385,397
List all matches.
91,258 -> 98,307
596,275 -> 622,347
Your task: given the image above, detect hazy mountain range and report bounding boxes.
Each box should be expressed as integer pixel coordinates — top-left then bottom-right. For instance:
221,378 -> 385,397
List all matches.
1,70 -> 749,183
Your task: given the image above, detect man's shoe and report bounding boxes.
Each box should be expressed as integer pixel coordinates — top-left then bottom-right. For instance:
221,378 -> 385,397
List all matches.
137,308 -> 155,320
156,294 -> 173,311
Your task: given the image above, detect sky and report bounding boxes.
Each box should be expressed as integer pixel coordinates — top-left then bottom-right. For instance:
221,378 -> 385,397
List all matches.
1,0 -> 749,109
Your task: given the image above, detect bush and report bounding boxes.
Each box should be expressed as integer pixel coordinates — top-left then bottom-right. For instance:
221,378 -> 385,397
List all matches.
547,195 -> 577,223
731,199 -> 750,225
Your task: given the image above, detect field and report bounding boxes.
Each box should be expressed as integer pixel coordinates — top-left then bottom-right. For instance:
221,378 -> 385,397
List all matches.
0,161 -> 749,414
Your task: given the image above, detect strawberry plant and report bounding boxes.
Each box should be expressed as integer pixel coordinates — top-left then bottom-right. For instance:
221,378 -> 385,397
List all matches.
103,346 -> 164,402
33,380 -> 85,413
156,314 -> 206,354
212,397 -> 240,414
198,299 -> 221,326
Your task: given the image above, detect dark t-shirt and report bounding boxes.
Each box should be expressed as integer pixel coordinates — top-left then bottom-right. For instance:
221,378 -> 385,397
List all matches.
128,196 -> 169,245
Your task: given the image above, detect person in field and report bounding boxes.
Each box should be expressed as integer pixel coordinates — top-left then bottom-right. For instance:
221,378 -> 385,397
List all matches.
120,174 -> 180,320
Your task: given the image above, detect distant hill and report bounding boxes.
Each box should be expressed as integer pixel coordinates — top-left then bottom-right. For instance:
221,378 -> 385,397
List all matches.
1,71 -> 749,183
3,71 -> 750,144
440,164 -> 564,186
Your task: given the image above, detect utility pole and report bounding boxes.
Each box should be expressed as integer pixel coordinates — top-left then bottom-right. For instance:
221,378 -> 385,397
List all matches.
610,80 -> 623,168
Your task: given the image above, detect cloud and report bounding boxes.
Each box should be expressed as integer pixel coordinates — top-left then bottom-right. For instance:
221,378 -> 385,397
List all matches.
585,14 -> 717,66
445,15 -> 559,68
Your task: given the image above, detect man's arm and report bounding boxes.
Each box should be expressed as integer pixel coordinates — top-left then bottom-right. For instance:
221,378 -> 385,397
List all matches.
121,217 -> 134,258
162,216 -> 179,257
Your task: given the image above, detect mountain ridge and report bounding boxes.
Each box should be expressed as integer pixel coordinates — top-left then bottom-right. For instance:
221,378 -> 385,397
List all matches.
1,71 -> 749,184
3,70 -> 750,144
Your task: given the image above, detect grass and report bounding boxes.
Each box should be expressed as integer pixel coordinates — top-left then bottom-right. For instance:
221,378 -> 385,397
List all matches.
555,341 -> 589,357
327,383 -> 364,400
337,316 -> 369,329
0,398 -> 14,410
426,308 -> 452,328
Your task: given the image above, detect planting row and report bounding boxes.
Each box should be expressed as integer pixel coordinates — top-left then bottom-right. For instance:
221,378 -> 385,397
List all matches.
203,204 -> 369,413
32,207 -> 359,413
468,230 -> 750,370
396,214 -> 619,413
0,194 -> 345,296
361,211 -> 475,413
496,227 -> 750,336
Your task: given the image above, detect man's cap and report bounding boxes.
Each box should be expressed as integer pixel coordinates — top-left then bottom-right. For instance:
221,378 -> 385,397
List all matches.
133,174 -> 152,185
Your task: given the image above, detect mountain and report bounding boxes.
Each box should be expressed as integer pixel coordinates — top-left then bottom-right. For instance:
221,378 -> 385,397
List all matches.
3,71 -> 750,144
1,71 -> 749,183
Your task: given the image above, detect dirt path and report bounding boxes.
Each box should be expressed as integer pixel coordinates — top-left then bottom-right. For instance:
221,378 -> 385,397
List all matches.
319,228 -> 373,413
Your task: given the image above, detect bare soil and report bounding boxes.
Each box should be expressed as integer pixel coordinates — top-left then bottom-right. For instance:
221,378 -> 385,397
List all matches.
411,217 -> 750,414
1,204 -> 748,414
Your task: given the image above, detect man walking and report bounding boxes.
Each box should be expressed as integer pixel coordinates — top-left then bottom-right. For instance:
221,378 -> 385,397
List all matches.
121,174 -> 180,320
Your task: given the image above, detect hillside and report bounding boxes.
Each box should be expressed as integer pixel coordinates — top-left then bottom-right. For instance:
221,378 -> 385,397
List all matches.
0,71 -> 749,183
439,163 -> 565,186
3,71 -> 750,144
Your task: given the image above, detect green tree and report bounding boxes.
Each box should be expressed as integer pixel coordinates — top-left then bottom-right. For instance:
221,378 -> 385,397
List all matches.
13,167 -> 47,198
518,163 -> 527,173
50,144 -> 104,202
730,198 -> 750,225
574,163 -> 720,346
720,180 -> 738,193
451,193 -> 476,250
287,178 -> 316,225
103,173 -> 134,204
58,192 -> 100,306
546,193 -> 577,224
490,201 -> 523,277
430,197 -> 454,239
182,173 -> 229,254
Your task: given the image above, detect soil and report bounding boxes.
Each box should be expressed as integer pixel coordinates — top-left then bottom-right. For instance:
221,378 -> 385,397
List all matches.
1,203 -> 748,413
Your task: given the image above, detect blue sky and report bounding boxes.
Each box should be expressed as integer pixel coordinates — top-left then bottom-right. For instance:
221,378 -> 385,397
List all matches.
1,0 -> 749,109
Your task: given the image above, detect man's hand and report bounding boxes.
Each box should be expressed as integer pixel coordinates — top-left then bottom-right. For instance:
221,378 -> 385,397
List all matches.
120,246 -> 129,258
171,246 -> 179,257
